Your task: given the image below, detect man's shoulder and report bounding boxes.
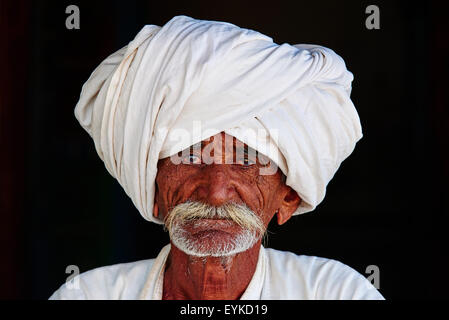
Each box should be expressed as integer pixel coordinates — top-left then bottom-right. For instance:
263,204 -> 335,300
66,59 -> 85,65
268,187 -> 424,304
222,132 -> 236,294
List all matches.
49,258 -> 156,300
263,247 -> 384,300
264,247 -> 355,274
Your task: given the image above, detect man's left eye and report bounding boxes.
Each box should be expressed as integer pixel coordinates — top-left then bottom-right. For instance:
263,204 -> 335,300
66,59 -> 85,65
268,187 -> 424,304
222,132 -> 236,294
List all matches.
237,157 -> 256,166
182,154 -> 202,164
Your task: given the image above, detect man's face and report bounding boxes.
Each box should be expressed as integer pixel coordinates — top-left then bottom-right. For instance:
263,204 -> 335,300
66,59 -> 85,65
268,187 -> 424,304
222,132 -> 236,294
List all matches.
154,132 -> 299,256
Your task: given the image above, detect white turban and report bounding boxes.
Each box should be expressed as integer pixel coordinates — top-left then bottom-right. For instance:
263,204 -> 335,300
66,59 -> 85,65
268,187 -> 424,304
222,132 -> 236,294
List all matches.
74,15 -> 362,224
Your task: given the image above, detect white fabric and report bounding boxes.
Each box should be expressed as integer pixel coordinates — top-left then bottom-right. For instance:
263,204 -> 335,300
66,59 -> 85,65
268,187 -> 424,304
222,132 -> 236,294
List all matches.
49,244 -> 384,300
74,15 -> 362,223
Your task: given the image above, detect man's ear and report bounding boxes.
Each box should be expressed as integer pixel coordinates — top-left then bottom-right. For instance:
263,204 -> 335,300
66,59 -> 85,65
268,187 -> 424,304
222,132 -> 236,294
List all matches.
153,184 -> 159,219
153,202 -> 159,219
277,187 -> 301,225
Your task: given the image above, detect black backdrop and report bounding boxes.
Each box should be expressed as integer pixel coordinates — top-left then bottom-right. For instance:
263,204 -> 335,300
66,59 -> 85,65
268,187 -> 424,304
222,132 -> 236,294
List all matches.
1,0 -> 448,299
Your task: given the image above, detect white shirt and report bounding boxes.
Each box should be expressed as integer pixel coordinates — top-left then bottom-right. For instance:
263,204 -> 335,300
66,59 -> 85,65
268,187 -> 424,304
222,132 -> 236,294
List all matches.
49,244 -> 384,300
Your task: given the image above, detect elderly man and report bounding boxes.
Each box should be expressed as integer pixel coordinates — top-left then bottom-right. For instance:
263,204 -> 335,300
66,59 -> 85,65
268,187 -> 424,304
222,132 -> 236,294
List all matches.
50,16 -> 384,300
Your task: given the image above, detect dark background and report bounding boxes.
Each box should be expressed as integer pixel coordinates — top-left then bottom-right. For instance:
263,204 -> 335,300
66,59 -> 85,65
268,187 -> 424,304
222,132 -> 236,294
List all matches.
1,0 -> 448,299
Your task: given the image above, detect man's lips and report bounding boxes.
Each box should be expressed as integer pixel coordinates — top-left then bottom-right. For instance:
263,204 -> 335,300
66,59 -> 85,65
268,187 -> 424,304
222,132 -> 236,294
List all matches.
183,218 -> 242,235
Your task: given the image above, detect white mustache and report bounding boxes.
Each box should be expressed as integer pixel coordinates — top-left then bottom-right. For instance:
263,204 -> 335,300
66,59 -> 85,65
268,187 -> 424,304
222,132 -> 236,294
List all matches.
164,201 -> 266,235
164,201 -> 266,257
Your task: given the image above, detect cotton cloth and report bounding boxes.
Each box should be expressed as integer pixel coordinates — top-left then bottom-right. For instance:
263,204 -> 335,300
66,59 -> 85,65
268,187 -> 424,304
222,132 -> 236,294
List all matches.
49,244 -> 383,300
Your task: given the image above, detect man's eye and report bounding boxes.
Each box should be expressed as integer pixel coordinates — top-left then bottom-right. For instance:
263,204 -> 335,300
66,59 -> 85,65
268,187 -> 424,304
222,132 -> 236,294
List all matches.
182,154 -> 202,165
236,157 -> 256,166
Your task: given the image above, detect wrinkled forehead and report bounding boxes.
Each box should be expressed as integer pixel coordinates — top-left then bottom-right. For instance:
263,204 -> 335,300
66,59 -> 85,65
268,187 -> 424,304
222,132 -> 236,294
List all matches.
158,122 -> 288,176
183,132 -> 262,154
160,132 -> 282,176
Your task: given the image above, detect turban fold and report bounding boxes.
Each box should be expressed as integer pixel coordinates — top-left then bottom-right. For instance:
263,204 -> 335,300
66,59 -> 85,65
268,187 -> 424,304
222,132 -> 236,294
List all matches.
74,15 -> 362,224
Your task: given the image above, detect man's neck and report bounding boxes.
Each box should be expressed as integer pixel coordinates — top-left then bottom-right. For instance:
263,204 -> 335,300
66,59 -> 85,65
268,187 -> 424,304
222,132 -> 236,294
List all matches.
162,241 -> 261,300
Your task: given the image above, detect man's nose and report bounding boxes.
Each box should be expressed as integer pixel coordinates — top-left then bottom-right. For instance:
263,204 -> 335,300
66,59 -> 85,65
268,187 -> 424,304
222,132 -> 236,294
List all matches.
201,165 -> 237,207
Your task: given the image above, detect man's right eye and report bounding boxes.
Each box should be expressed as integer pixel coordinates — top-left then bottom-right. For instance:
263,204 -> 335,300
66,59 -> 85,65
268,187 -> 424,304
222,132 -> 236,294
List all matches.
181,154 -> 202,165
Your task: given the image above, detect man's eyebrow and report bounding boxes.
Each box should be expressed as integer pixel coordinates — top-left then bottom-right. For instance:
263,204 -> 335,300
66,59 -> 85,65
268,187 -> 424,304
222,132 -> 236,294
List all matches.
188,142 -> 203,151
186,140 -> 258,155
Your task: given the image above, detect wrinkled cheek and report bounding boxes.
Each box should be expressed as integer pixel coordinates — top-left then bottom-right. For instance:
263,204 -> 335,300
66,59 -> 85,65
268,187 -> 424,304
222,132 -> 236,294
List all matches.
155,180 -> 172,218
